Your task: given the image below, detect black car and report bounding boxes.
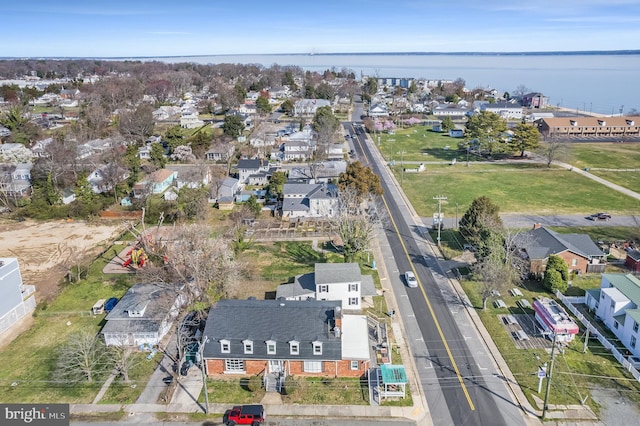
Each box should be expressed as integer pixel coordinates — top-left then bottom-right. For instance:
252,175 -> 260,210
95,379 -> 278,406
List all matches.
587,212 -> 611,221
162,375 -> 174,385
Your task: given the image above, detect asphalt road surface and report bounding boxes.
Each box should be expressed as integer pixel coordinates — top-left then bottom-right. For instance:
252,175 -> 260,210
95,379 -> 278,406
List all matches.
346,116 -> 524,426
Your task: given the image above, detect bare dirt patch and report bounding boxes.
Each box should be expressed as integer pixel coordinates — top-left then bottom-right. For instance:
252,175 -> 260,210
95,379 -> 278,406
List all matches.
0,218 -> 124,301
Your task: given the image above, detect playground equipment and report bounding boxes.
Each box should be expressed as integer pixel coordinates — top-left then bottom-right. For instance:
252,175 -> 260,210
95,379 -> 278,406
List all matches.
122,243 -> 148,269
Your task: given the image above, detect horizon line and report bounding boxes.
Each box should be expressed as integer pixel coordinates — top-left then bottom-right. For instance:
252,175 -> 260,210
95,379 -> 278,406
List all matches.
2,49 -> 640,60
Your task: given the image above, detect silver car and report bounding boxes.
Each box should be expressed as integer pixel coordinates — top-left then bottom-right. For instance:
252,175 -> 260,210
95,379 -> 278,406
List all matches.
405,271 -> 418,288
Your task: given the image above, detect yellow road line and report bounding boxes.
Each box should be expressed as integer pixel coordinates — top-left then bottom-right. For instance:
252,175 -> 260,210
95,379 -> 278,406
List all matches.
354,130 -> 475,411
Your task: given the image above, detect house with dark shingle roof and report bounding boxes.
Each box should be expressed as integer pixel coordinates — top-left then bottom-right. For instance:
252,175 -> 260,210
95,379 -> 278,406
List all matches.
236,158 -> 269,184
625,249 -> 640,273
276,263 -> 377,310
101,282 -> 183,347
515,224 -> 606,276
202,299 -> 369,378
281,183 -> 338,219
585,274 -> 640,359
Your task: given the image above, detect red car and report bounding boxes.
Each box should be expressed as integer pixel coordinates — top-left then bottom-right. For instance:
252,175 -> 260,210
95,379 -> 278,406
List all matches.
223,405 -> 266,426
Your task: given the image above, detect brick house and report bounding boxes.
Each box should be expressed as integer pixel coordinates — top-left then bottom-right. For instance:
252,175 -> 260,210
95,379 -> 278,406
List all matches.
536,116 -> 640,139
515,224 -> 606,276
201,299 -> 370,381
626,250 -> 640,273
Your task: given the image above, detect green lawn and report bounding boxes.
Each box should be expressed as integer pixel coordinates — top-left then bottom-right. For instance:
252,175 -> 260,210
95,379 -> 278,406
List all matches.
396,163 -> 640,217
460,279 -> 640,415
377,125 -> 473,163
569,142 -> 640,170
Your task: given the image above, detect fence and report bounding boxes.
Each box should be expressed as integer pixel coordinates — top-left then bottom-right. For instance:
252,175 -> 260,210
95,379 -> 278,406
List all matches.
556,291 -> 640,382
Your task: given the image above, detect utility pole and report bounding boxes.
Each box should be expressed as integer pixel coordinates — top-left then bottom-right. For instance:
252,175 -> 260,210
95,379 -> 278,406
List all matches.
397,150 -> 406,188
542,331 -> 559,419
199,336 -> 210,413
433,195 -> 447,247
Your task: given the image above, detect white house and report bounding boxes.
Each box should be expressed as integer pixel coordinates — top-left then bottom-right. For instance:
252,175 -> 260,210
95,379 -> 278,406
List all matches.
101,282 -> 184,347
480,101 -> 523,120
585,274 -> 640,358
236,159 -> 270,184
281,183 -> 338,219
180,108 -> 204,129
275,263 -> 376,310
294,99 -> 331,116
0,258 -> 36,336
87,164 -> 130,194
369,103 -> 390,117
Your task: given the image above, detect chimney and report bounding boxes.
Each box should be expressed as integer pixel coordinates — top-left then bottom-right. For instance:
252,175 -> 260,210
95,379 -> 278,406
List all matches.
533,223 -> 542,230
334,306 -> 342,330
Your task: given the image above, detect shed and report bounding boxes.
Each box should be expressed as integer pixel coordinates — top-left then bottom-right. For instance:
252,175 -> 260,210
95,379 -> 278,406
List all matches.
379,364 -> 407,399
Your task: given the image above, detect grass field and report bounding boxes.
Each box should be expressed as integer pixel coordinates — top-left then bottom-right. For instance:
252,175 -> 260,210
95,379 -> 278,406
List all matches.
569,142 -> 640,170
396,163 -> 639,217
460,279 -> 640,415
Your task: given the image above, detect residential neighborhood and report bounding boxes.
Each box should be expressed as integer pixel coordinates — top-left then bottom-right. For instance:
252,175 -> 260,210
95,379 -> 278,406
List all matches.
1,57 -> 640,426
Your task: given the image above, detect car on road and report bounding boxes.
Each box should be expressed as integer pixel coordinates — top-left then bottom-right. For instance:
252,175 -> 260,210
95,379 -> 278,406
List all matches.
587,212 -> 612,221
223,404 -> 266,425
405,271 -> 418,288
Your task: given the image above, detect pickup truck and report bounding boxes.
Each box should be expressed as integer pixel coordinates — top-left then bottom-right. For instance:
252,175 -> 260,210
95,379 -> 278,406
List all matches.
223,404 -> 266,425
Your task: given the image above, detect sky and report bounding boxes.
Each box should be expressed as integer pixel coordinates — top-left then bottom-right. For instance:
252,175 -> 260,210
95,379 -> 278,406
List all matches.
2,0 -> 640,57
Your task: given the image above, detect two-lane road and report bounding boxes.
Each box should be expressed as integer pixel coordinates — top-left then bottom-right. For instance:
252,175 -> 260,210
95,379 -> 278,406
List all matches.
345,117 -> 525,425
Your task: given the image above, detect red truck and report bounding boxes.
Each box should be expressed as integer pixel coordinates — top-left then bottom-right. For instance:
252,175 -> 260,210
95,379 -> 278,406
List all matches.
223,404 -> 266,426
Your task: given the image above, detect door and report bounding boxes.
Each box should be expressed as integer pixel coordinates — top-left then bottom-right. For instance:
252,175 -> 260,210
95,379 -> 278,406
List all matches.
269,360 -> 284,373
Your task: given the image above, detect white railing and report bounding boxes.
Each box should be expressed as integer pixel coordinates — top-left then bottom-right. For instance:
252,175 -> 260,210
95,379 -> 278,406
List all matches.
556,291 -> 640,381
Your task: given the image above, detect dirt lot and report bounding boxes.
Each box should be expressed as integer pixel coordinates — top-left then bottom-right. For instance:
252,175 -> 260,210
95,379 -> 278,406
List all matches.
0,218 -> 124,301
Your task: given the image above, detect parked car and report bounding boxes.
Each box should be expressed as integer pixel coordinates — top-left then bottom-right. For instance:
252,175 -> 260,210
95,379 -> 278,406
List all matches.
405,271 -> 418,288
162,375 -> 174,385
104,297 -> 118,312
223,404 -> 266,425
587,212 -> 612,221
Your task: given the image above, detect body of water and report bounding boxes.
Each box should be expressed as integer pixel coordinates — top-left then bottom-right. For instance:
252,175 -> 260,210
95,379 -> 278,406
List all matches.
139,53 -> 640,116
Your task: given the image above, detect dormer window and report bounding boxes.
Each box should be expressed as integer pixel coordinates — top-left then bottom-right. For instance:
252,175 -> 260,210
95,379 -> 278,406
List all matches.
289,340 -> 300,355
266,340 -> 276,355
220,339 -> 230,354
127,301 -> 148,317
243,340 -> 253,354
312,341 -> 323,355
627,119 -> 635,126
598,120 -> 606,126
570,120 -> 577,126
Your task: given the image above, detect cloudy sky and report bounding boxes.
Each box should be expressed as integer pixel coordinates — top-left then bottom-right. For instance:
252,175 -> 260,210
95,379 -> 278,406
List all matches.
2,0 -> 639,57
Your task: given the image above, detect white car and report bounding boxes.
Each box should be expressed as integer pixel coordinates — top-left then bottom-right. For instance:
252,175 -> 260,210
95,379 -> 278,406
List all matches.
405,271 -> 418,288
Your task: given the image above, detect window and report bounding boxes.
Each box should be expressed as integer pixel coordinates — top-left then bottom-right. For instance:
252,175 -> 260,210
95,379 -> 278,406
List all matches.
266,340 -> 276,355
350,360 -> 359,370
348,283 -> 359,292
220,339 -> 230,354
348,297 -> 359,306
318,284 -> 329,293
611,301 -> 615,310
303,360 -> 322,373
614,321 -> 619,329
632,336 -> 637,348
634,322 -> 639,333
243,340 -> 253,354
225,359 -> 245,372
572,259 -> 578,266
312,341 -> 322,355
289,341 -> 299,355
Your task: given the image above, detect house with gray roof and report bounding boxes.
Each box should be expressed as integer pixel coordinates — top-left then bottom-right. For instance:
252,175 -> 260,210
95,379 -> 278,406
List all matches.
281,183 -> 338,219
276,263 -> 377,310
515,224 -> 606,276
201,299 -> 370,379
585,274 -> 640,359
236,158 -> 270,184
101,282 -> 183,347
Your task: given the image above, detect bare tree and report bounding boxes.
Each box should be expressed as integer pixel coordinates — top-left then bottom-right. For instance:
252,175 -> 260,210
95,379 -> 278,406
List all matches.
118,104 -> 155,145
472,228 -> 528,310
537,137 -> 571,168
109,337 -> 137,383
329,187 -> 379,262
53,330 -> 110,383
135,223 -> 241,302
